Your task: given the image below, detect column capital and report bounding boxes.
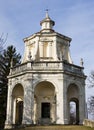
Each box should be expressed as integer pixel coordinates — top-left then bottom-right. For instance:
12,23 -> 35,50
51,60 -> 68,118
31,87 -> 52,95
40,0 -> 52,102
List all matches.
49,42 -> 52,45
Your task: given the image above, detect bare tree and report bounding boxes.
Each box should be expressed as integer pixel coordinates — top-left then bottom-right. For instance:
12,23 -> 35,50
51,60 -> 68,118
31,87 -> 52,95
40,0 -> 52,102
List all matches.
88,96 -> 94,120
87,71 -> 94,120
88,71 -> 94,87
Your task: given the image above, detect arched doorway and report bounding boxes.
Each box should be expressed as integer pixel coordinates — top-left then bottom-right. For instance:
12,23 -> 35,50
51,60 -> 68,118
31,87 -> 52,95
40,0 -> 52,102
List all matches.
34,81 -> 56,124
12,84 -> 24,125
67,84 -> 79,124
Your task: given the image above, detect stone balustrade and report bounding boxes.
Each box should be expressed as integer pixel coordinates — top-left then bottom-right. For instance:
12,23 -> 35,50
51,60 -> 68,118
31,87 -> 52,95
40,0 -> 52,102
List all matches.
63,62 -> 84,75
9,61 -> 84,76
83,119 -> 94,128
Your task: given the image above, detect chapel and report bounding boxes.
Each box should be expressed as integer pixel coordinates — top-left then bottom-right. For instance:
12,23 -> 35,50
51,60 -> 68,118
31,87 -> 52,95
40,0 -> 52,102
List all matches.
5,12 -> 86,129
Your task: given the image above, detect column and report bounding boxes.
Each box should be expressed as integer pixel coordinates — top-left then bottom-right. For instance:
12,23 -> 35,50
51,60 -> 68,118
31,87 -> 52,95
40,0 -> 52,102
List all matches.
22,79 -> 34,125
12,98 -> 16,124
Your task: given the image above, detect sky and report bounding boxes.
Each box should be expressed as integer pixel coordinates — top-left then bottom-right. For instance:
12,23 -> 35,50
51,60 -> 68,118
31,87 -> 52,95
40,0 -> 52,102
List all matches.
0,1 -> 94,99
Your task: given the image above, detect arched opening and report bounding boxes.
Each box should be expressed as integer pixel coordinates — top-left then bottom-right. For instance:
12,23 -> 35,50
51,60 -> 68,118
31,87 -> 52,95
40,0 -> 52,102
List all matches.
34,81 -> 56,124
67,84 -> 79,124
12,84 -> 24,125
69,99 -> 79,124
15,98 -> 23,124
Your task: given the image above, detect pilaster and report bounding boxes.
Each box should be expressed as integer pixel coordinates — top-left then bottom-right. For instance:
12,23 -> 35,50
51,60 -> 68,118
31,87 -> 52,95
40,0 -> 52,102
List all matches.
56,79 -> 63,124
62,77 -> 69,124
48,42 -> 52,58
5,82 -> 13,129
22,78 -> 34,125
53,37 -> 58,61
79,85 -> 86,124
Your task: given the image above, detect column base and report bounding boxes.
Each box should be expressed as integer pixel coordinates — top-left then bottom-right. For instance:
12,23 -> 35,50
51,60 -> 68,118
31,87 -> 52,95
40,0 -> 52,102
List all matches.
79,120 -> 83,125
22,119 -> 33,125
4,124 -> 13,129
64,119 -> 68,124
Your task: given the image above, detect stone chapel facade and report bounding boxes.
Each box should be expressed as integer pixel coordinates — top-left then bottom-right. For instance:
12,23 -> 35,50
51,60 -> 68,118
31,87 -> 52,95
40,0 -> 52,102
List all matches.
5,12 -> 86,129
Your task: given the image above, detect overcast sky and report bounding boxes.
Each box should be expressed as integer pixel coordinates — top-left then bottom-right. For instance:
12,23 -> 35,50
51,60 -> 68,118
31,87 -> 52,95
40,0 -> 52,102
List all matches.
0,0 -> 94,98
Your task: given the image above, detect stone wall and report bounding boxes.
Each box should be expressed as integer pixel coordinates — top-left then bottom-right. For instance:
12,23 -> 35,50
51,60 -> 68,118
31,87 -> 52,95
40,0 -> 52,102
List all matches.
83,119 -> 94,128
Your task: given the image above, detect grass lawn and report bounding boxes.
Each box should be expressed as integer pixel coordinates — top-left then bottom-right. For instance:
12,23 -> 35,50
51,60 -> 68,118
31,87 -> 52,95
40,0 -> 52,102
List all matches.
5,125 -> 94,130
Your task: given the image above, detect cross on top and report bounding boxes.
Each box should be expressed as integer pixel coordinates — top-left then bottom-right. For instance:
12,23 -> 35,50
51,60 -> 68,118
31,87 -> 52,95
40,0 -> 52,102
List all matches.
45,9 -> 50,18
46,9 -> 49,13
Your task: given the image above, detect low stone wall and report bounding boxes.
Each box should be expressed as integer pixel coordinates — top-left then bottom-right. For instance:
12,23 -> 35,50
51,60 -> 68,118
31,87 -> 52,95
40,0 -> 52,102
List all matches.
83,119 -> 94,128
